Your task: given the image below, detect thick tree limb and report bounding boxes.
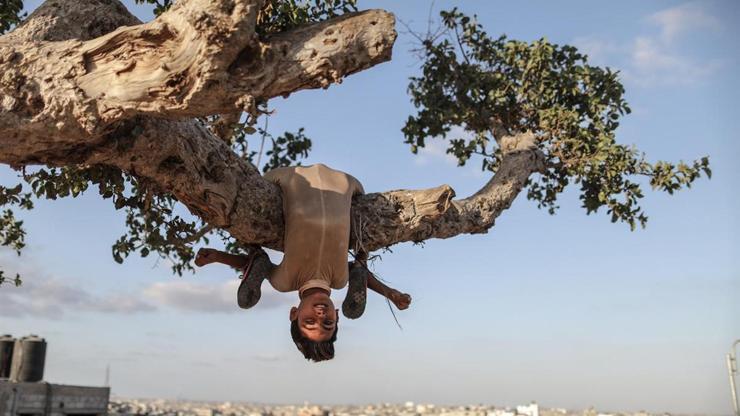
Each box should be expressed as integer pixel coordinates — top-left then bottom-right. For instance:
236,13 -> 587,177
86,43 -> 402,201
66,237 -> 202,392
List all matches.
1,115 -> 543,252
0,0 -> 395,154
78,7 -> 395,119
235,10 -> 395,100
0,0 -> 543,255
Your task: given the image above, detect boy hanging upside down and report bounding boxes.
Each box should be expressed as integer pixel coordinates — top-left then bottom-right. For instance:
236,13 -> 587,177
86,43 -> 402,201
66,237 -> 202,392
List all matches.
195,164 -> 411,362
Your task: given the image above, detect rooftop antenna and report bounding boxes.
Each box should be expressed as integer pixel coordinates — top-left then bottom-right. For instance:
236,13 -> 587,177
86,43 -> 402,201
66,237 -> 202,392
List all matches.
728,339 -> 740,416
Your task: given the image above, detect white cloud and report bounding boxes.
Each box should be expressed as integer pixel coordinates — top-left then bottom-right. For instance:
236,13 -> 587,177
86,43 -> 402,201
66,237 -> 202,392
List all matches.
648,2 -> 720,43
0,277 -> 294,318
412,126 -> 492,184
0,278 -> 156,318
92,293 -> 157,314
1,251 -> 291,317
414,125 -> 486,167
143,279 -> 293,313
1,250 -> 157,317
573,2 -> 723,87
413,137 -> 458,166
572,36 -> 624,66
628,36 -> 721,86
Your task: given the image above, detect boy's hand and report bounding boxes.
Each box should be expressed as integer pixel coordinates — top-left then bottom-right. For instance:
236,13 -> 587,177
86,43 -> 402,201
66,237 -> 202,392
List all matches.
388,289 -> 412,310
194,248 -> 217,267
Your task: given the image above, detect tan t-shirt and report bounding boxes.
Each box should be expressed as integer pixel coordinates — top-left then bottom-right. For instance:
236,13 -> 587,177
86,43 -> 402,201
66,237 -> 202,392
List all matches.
263,164 -> 364,295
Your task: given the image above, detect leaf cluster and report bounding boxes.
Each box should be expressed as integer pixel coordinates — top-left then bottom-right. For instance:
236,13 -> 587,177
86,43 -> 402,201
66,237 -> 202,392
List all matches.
256,0 -> 357,36
261,127 -> 312,172
226,112 -> 312,173
0,269 -> 22,286
0,183 -> 32,253
404,9 -> 710,230
0,0 -> 24,34
0,183 -> 31,286
133,0 -> 173,17
134,0 -> 358,36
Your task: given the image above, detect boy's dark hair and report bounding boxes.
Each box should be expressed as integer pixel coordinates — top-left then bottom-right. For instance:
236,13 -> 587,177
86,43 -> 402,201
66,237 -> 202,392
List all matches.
290,319 -> 338,362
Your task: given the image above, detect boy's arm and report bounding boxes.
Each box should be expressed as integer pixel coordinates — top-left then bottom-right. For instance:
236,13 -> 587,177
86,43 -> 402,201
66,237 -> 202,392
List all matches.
366,270 -> 412,310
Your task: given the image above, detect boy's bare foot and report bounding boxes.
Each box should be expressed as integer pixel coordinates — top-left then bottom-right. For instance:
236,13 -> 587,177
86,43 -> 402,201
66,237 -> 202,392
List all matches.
388,289 -> 411,310
194,248 -> 217,267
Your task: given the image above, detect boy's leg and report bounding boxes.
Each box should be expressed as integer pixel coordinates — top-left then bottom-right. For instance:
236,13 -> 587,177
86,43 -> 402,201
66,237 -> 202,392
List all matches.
342,251 -> 413,318
237,247 -> 275,309
342,260 -> 368,320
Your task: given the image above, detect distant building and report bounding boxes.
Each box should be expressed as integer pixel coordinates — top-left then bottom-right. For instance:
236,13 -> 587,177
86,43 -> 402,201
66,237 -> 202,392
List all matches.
488,410 -> 516,416
516,403 -> 539,416
0,381 -> 109,416
0,335 -> 109,416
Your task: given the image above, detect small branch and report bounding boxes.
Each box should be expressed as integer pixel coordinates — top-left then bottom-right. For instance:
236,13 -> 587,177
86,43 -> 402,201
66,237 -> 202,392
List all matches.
211,112 -> 243,142
182,224 -> 214,245
453,25 -> 471,65
256,109 -> 270,168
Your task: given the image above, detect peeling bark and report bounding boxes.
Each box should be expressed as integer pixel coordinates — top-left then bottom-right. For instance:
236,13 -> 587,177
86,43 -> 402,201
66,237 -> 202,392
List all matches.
0,0 -> 544,255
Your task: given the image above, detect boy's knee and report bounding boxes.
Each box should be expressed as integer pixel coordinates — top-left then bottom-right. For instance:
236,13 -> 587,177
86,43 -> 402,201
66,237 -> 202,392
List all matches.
251,252 -> 274,275
354,250 -> 368,263
348,262 -> 367,278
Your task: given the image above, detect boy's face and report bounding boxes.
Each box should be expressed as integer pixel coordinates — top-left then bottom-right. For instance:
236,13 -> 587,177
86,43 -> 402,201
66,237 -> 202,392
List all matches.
290,293 -> 338,342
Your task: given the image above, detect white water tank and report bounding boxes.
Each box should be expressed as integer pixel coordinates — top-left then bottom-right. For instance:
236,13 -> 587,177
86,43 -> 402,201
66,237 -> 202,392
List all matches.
9,334 -> 47,382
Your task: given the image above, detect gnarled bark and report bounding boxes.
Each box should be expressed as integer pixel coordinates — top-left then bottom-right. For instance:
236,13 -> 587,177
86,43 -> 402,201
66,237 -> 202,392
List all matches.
0,0 -> 544,254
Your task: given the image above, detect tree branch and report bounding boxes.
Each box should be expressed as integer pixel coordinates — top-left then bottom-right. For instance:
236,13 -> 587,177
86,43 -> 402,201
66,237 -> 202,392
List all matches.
75,6 -> 396,119
1,114 -> 543,253
351,132 -> 545,252
240,9 -> 396,100
0,0 -> 395,149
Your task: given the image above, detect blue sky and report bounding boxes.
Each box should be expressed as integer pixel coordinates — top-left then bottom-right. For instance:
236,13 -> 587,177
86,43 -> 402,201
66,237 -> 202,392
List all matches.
1,0 -> 738,414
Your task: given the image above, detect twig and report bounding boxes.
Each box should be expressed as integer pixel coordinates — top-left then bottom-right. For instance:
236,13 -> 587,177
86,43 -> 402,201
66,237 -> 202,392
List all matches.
256,107 -> 270,169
